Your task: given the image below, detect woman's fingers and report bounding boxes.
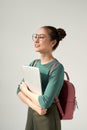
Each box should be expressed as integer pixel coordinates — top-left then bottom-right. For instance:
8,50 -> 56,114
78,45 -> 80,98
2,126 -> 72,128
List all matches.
38,109 -> 47,115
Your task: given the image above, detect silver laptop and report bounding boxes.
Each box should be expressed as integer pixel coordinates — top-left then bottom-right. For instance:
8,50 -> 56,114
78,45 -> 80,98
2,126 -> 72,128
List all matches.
22,65 -> 42,95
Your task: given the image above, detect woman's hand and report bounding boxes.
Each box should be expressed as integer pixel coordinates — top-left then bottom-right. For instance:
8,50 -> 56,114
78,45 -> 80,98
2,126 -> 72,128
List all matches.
18,91 -> 47,116
36,107 -> 47,115
20,82 -> 47,115
20,82 -> 28,94
18,83 -> 47,115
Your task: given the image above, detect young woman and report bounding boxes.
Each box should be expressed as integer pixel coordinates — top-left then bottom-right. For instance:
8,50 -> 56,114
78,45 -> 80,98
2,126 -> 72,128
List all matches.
17,25 -> 66,130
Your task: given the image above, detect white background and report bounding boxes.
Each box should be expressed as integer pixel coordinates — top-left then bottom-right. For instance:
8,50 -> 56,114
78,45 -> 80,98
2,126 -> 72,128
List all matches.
0,0 -> 87,130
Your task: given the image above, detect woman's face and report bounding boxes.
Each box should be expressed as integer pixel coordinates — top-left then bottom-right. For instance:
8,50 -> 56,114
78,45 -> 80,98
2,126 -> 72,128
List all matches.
32,28 -> 55,53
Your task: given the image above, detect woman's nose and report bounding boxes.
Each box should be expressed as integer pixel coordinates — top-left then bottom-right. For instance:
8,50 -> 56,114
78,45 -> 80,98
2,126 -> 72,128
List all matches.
35,37 -> 39,42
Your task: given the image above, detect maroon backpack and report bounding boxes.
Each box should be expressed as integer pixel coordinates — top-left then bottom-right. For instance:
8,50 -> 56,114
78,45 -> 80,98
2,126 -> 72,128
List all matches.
50,62 -> 78,120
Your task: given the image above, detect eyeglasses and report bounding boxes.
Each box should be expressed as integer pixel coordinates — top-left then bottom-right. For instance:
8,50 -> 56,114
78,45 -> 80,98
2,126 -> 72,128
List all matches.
32,34 -> 46,41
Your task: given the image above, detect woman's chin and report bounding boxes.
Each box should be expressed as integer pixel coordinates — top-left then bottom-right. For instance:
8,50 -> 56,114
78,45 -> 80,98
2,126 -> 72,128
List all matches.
34,48 -> 40,52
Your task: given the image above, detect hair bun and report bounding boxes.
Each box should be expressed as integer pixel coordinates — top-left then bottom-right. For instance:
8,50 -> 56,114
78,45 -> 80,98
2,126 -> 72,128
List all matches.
57,28 -> 66,41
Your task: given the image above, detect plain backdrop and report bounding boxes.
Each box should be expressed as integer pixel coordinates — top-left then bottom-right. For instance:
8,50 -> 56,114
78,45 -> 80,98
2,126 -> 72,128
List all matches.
0,0 -> 87,130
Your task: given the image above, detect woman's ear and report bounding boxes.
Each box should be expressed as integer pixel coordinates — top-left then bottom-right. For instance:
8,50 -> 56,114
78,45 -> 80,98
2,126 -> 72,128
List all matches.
51,40 -> 57,48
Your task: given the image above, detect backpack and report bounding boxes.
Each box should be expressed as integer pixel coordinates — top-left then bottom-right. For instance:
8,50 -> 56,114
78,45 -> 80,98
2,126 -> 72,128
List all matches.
32,60 -> 78,120
50,62 -> 78,120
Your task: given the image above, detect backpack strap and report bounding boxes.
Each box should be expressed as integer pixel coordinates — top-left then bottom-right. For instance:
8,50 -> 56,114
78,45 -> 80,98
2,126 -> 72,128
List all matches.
32,59 -> 39,66
49,62 -> 70,81
54,96 -> 64,117
49,62 -> 60,73
64,71 -> 69,81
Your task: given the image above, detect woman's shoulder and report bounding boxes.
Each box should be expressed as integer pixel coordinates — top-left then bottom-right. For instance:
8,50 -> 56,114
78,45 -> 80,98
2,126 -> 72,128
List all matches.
50,59 -> 64,73
53,58 -> 64,67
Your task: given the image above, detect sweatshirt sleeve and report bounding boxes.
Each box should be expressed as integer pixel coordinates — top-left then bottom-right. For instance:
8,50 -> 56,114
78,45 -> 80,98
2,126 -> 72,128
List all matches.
16,78 -> 25,94
38,64 -> 64,109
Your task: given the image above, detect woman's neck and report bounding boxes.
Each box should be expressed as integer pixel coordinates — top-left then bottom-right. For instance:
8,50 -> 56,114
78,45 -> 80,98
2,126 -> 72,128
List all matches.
40,53 -> 55,64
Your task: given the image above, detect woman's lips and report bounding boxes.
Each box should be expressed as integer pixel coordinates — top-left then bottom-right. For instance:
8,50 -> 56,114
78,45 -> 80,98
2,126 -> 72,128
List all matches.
35,44 -> 40,48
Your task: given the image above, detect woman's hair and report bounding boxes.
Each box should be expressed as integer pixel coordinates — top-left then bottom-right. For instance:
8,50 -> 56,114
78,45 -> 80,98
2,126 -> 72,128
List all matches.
41,26 -> 66,50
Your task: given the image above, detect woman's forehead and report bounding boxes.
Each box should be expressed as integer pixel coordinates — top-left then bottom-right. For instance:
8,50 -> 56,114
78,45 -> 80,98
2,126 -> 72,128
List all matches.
36,27 -> 48,35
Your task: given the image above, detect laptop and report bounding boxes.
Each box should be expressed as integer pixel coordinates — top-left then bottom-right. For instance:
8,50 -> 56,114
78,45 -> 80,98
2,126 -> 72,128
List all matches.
22,65 -> 42,95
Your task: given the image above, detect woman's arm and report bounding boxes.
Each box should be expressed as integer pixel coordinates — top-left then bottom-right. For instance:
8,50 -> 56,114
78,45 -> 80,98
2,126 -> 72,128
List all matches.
20,64 -> 64,109
17,91 -> 47,115
20,82 -> 41,107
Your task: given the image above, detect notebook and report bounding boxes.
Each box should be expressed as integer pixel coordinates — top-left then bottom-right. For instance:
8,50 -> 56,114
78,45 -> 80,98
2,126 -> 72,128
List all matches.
22,65 -> 42,95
